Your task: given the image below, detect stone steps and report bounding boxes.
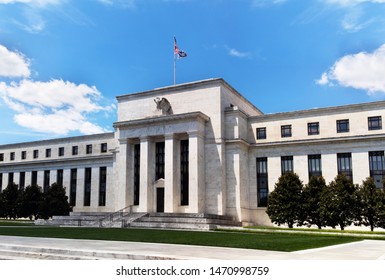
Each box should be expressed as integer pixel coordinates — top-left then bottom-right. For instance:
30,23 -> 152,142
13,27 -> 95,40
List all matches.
0,244 -> 176,260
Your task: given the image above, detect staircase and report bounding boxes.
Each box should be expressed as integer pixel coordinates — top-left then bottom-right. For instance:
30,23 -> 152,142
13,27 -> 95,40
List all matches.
36,210 -> 241,231
129,213 -> 242,230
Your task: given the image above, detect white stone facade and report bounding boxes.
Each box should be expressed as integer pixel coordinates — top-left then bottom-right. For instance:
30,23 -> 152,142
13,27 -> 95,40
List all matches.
1,78 -> 385,225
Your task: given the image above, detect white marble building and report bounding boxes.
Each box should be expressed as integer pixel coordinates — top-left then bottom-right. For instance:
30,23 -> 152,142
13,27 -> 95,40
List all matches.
1,78 -> 385,225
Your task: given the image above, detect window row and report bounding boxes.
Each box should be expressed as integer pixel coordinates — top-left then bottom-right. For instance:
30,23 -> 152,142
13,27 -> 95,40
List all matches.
256,151 -> 385,207
256,116 -> 382,140
0,143 -> 108,162
0,167 -> 108,207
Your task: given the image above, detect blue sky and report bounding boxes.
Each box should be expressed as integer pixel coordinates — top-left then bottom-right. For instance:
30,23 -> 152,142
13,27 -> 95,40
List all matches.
1,0 -> 385,144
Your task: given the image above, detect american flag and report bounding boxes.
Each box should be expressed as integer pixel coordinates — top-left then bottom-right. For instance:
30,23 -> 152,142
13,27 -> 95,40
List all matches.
174,37 -> 187,58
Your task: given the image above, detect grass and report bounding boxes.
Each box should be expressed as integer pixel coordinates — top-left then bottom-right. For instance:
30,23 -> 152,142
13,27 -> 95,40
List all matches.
0,226 -> 364,252
244,225 -> 385,235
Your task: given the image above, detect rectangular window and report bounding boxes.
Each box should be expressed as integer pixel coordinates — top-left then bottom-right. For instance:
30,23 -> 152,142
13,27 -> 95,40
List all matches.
368,116 -> 382,130
45,148 -> 51,158
99,167 -> 107,206
0,153 -> 3,161
0,173 -> 2,192
19,172 -> 25,191
256,127 -> 266,140
180,139 -> 189,206
281,125 -> 292,138
8,172 -> 14,185
72,146 -> 78,155
86,144 -> 92,154
308,154 -> 322,178
21,151 -> 26,160
337,153 -> 353,181
281,156 -> 294,175
133,144 -> 140,206
70,168 -> 77,206
43,170 -> 50,192
31,171 -> 38,186
10,152 -> 15,161
101,143 -> 107,153
84,168 -> 92,206
337,119 -> 349,133
257,157 -> 268,207
308,122 -> 319,135
58,147 -> 64,157
369,151 -> 385,189
155,142 -> 165,180
33,150 -> 39,159
57,169 -> 63,186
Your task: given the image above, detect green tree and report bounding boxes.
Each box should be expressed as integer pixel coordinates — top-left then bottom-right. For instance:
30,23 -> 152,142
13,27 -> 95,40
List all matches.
302,176 -> 326,229
2,183 -> 21,219
19,185 -> 43,220
320,174 -> 358,230
266,172 -> 304,228
40,183 -> 71,219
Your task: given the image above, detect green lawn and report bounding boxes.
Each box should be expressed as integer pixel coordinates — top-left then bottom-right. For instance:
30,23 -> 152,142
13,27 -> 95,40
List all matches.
0,226 -> 363,252
0,219 -> 35,226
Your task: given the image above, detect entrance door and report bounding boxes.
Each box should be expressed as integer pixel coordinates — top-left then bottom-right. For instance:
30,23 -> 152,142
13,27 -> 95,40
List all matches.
156,188 -> 165,213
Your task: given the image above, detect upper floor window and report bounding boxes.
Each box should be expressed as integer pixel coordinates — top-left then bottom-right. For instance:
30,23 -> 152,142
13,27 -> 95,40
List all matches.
281,125 -> 292,138
10,152 -> 15,161
45,148 -> 51,158
58,147 -> 64,157
308,122 -> 319,135
368,116 -> 382,131
21,151 -> 26,160
86,144 -> 93,154
101,143 -> 108,153
0,153 -> 3,161
337,119 -> 349,133
33,150 -> 39,159
72,146 -> 78,155
256,127 -> 266,140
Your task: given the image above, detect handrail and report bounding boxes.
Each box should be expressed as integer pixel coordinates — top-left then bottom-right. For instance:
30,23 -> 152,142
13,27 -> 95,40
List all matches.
97,205 -> 134,226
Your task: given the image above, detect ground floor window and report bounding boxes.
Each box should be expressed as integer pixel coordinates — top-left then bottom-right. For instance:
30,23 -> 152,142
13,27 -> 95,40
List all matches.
257,157 -> 268,207
134,144 -> 140,206
337,153 -> 353,181
70,168 -> 77,206
369,151 -> 385,189
84,168 -> 92,206
43,170 -> 50,192
281,156 -> 293,174
308,154 -> 322,178
180,139 -> 189,206
57,169 -> 63,186
31,171 -> 38,186
19,172 -> 25,191
99,167 -> 107,206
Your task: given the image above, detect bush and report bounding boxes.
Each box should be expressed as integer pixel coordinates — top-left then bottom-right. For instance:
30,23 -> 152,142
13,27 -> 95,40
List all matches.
266,172 -> 304,228
302,176 -> 326,229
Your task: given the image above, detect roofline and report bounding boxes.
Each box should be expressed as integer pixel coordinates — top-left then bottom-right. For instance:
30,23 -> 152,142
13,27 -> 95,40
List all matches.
250,100 -> 385,122
116,78 -> 263,114
0,132 -> 115,149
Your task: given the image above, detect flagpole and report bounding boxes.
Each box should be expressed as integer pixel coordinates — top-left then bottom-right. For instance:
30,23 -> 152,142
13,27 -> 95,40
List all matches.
174,52 -> 176,85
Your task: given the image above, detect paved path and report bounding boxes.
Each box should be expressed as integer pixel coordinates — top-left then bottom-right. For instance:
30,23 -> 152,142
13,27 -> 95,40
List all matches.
0,235 -> 385,260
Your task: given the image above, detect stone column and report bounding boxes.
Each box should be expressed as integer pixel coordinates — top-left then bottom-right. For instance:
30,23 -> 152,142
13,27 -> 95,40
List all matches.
90,166 -> 99,208
63,169 -> 71,198
138,136 -> 155,212
188,131 -> 205,213
75,167 -> 85,209
114,139 -> 129,211
164,134 -> 178,213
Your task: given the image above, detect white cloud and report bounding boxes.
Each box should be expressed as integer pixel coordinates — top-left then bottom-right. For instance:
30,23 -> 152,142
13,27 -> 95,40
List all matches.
317,44 -> 385,94
0,45 -> 31,78
0,0 -> 62,7
0,79 -> 111,135
325,0 -> 385,6
227,47 -> 251,58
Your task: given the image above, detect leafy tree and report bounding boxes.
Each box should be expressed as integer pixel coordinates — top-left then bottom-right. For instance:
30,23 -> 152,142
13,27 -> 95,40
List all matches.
376,184 -> 385,230
2,183 -> 21,219
301,176 -> 326,229
40,183 -> 71,219
320,174 -> 358,230
266,172 -> 304,228
19,185 -> 43,220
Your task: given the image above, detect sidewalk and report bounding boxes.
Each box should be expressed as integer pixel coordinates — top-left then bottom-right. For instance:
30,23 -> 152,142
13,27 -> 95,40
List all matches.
0,235 -> 385,260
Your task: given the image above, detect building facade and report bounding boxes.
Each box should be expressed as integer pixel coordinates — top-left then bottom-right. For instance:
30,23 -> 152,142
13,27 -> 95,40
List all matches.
1,78 -> 385,225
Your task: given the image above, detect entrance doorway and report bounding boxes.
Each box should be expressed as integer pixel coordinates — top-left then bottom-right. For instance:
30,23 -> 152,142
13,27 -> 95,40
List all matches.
156,188 -> 165,213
